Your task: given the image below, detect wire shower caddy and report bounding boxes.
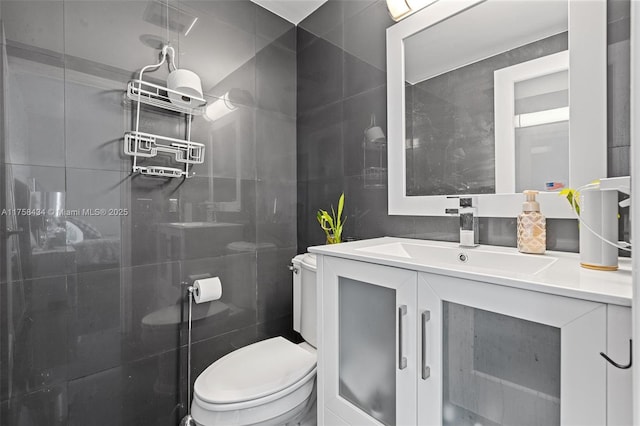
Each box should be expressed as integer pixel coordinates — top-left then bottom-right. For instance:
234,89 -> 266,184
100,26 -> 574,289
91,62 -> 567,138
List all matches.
125,45 -> 206,178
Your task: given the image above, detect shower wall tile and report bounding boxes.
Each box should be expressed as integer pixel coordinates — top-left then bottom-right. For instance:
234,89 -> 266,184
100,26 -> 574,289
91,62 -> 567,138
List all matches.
256,37 -> 297,116
342,85 -> 386,177
256,109 -> 296,182
124,175 -> 185,267
0,276 -> 72,401
4,52 -> 65,167
0,383 -> 68,426
297,102 -> 344,181
1,164 -> 69,283
342,0 -> 392,72
344,175 -> 416,241
177,8 -> 256,96
67,268 -> 121,380
256,180 -> 297,249
297,29 -> 344,112
343,51 -> 386,99
125,176 -> 258,265
67,349 -> 180,426
296,26 -> 321,53
257,314 -> 302,343
208,57 -> 256,107
64,1 -> 179,79
122,262 -> 182,360
257,247 -> 297,324
64,72 -> 127,172
342,0 -> 379,21
67,262 -> 183,380
65,167 -> 123,239
188,103 -> 256,180
184,0 -> 257,36
1,1 -> 64,55
67,365 -> 125,426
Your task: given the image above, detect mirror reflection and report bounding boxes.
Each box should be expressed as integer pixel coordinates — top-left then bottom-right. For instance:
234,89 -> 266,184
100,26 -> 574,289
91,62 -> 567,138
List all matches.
403,0 -> 568,196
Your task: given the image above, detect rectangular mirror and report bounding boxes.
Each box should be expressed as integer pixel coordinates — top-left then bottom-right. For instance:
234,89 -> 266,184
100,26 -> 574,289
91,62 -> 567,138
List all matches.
387,0 -> 607,217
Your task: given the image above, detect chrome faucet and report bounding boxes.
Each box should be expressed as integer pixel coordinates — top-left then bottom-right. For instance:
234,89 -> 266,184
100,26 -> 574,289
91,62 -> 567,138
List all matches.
446,196 -> 479,247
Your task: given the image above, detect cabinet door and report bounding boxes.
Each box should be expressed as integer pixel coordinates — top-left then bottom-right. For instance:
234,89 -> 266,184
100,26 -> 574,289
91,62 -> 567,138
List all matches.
418,272 -> 607,426
320,256 -> 417,426
606,305 -> 632,425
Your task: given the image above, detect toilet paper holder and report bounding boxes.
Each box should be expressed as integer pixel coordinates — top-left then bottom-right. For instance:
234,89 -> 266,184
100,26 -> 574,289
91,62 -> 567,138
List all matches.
181,271 -> 214,426
181,273 -> 212,293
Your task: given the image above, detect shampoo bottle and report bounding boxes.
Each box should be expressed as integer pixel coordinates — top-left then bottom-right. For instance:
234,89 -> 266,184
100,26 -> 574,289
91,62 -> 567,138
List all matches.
517,190 -> 546,254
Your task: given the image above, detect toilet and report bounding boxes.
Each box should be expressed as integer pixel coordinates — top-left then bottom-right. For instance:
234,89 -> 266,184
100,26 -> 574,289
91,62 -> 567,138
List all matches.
191,253 -> 318,426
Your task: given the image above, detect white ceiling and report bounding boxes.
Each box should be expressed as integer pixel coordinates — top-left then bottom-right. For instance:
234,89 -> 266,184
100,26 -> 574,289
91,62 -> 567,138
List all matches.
251,0 -> 327,25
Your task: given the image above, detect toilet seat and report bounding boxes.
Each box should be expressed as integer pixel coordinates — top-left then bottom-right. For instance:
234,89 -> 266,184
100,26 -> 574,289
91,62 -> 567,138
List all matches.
195,336 -> 316,404
191,337 -> 317,426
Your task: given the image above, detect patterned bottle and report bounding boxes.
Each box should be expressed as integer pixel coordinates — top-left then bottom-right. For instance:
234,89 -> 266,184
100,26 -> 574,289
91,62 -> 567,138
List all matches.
517,190 -> 546,254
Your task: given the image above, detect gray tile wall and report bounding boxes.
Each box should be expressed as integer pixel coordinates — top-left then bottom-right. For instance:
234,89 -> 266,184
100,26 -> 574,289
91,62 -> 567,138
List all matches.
0,1 -> 297,425
297,0 -> 630,254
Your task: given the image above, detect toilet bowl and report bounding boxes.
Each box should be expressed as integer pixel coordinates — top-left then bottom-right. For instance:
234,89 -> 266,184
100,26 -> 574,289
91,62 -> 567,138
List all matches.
191,254 -> 317,426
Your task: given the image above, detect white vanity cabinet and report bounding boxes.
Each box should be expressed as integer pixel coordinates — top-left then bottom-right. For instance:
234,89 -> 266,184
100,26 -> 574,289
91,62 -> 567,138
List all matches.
316,255 -> 632,426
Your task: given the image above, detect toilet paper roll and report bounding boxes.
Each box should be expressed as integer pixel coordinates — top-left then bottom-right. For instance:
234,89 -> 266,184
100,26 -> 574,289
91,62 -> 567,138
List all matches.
167,69 -> 203,108
193,277 -> 222,304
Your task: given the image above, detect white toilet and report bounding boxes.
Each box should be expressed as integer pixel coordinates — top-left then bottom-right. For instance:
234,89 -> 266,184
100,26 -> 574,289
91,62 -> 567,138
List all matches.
191,253 -> 318,426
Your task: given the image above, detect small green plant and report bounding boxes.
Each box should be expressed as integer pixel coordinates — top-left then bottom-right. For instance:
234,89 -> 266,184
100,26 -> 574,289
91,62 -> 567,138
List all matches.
559,188 -> 580,215
317,193 -> 346,244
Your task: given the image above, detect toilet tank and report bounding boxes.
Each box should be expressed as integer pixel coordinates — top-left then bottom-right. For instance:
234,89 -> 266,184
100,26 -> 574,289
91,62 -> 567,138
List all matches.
292,253 -> 317,348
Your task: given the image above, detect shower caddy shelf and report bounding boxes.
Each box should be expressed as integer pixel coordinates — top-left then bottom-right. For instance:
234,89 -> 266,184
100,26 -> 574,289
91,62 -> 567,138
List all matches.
125,74 -> 207,179
127,79 -> 205,115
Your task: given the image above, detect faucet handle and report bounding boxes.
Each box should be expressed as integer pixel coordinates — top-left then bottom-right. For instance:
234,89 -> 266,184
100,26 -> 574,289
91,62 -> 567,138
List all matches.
447,195 -> 476,208
459,196 -> 475,208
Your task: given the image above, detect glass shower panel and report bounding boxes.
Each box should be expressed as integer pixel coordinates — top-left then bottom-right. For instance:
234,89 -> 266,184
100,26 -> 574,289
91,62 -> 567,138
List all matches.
442,302 -> 561,426
338,277 -> 396,426
514,70 -> 569,192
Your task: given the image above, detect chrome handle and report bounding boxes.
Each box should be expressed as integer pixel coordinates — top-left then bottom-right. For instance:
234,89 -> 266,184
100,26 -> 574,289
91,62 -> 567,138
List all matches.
288,265 -> 298,274
421,310 -> 431,379
398,305 -> 407,370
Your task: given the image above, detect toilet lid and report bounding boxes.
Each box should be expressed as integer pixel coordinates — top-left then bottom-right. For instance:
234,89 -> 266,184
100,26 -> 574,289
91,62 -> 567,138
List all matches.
194,337 -> 317,404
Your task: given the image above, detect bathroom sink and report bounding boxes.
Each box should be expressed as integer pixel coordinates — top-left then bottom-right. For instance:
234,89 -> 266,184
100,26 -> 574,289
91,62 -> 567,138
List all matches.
355,242 -> 557,275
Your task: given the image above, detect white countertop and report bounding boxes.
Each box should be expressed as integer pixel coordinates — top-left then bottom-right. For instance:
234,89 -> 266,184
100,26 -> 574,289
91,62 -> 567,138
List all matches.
309,237 -> 632,306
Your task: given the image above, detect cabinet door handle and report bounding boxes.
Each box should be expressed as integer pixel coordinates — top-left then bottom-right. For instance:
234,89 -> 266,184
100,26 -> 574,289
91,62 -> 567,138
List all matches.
398,305 -> 408,370
422,310 -> 431,379
600,339 -> 633,369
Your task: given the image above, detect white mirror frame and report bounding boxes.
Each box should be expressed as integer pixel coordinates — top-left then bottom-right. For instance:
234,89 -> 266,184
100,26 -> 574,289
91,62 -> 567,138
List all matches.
387,0 -> 607,218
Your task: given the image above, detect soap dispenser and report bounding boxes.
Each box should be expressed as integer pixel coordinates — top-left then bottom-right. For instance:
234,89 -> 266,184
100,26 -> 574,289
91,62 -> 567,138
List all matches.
517,190 -> 546,254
